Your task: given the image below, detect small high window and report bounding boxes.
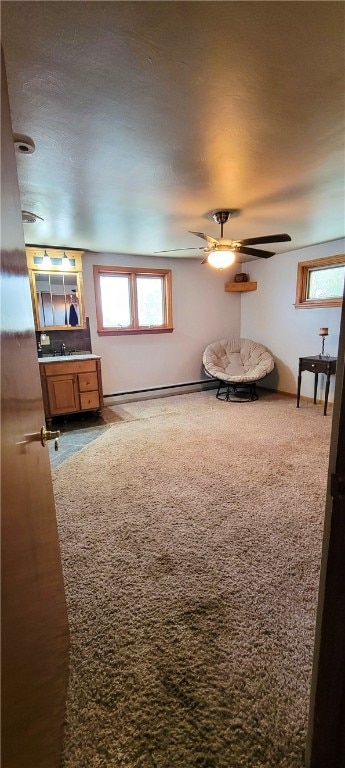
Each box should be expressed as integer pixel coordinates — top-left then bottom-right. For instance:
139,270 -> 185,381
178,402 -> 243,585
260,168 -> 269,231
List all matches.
93,265 -> 173,335
295,255 -> 344,309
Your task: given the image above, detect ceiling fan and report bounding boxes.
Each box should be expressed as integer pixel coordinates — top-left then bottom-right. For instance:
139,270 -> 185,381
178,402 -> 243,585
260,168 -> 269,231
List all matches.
155,211 -> 291,269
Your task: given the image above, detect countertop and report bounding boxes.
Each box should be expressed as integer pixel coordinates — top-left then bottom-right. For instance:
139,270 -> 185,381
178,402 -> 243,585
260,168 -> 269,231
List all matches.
38,354 -> 100,363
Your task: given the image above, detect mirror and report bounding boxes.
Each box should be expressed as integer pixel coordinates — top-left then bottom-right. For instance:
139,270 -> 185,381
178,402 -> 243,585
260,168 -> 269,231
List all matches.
32,271 -> 85,330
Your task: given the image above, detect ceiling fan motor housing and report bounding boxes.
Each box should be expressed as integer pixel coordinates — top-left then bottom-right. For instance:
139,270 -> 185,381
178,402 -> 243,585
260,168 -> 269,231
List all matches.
212,210 -> 236,225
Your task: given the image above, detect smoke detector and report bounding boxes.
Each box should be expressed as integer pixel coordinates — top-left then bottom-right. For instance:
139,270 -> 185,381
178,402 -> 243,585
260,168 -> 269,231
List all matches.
22,210 -> 44,224
14,134 -> 35,154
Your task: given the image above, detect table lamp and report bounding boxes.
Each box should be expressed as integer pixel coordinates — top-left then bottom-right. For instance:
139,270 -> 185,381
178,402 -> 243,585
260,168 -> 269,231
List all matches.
319,327 -> 329,357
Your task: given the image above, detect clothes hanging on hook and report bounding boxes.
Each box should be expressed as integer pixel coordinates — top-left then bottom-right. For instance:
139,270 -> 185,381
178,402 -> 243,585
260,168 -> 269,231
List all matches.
69,291 -> 79,326
69,303 -> 79,326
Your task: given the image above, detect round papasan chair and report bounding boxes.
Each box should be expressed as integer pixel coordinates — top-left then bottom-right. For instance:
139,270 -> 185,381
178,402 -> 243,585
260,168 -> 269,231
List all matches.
203,338 -> 274,402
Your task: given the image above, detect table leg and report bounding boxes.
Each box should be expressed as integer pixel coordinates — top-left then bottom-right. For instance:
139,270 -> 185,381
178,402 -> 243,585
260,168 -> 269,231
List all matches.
324,374 -> 331,416
297,367 -> 302,408
314,372 -> 318,404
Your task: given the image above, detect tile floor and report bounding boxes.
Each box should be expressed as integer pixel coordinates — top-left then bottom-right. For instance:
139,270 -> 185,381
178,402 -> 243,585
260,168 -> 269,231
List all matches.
48,412 -> 111,468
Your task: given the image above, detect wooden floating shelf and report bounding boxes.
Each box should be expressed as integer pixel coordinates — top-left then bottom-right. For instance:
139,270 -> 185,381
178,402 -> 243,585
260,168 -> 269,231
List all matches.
224,281 -> 257,293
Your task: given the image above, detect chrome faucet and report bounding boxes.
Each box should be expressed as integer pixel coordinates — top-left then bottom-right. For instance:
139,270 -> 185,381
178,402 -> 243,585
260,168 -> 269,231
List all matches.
60,343 -> 66,356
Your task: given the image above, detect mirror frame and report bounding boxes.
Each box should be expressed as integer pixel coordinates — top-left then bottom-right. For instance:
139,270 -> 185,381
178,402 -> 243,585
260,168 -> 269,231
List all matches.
26,247 -> 86,331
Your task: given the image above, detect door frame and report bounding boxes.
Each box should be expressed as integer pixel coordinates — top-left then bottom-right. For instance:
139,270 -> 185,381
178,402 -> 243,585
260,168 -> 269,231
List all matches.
306,289 -> 345,767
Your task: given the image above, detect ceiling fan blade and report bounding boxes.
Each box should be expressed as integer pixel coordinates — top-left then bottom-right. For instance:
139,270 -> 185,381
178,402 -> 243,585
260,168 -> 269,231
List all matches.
201,255 -> 209,264
189,231 -> 219,245
235,245 -> 276,259
238,233 -> 291,246
154,247 -> 204,253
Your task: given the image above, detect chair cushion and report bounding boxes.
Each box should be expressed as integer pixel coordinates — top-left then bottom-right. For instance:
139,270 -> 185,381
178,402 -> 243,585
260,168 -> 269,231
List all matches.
203,338 -> 274,383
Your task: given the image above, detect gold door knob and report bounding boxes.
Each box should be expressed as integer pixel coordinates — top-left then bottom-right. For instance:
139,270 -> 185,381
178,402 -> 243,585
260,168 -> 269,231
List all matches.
41,426 -> 60,451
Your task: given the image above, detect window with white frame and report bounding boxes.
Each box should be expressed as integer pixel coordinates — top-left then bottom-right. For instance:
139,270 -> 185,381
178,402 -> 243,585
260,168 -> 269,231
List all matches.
93,265 -> 173,335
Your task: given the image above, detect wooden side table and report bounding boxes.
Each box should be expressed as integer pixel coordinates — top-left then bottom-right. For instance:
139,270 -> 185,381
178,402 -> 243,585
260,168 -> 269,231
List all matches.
297,355 -> 337,416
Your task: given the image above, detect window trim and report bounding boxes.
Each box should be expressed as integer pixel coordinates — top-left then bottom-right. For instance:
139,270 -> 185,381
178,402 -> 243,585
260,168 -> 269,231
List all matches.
93,265 -> 173,335
295,254 -> 345,309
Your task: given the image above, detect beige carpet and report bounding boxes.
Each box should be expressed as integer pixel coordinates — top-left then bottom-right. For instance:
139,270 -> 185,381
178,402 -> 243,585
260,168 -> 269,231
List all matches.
53,390 -> 332,768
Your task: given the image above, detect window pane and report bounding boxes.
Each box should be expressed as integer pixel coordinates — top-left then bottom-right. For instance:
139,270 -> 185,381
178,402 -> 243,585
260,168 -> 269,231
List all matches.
308,266 -> 345,300
100,275 -> 131,327
137,276 -> 164,326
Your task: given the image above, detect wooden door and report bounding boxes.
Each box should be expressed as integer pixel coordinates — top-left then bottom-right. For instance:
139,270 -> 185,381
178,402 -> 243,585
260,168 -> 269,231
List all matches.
306,291 -> 345,768
1,49 -> 69,768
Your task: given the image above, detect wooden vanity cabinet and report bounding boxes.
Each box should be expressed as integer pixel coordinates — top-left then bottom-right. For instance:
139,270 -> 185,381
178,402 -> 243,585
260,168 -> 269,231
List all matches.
40,357 -> 103,424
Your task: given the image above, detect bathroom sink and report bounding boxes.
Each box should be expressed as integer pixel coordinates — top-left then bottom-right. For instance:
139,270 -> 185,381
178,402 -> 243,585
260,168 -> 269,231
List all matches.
41,350 -> 91,358
67,352 -> 94,359
38,352 -> 99,363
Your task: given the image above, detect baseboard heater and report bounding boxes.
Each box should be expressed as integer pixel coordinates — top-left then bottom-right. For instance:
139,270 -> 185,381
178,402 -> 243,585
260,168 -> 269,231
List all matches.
103,379 -> 216,404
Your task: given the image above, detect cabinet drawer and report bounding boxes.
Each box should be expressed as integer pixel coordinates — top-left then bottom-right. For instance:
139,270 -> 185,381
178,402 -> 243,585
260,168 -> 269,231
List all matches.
302,361 -> 328,374
44,360 -> 97,376
80,391 -> 100,410
78,372 -> 98,391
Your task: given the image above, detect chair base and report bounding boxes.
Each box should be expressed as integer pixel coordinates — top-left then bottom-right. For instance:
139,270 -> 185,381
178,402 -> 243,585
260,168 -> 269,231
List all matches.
216,380 -> 258,402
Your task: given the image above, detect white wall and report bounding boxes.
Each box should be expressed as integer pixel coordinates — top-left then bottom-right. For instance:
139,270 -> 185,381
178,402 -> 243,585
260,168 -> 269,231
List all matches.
82,253 -> 240,396
240,239 -> 344,401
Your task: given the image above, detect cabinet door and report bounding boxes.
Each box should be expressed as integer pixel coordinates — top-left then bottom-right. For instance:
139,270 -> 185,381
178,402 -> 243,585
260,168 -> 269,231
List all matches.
47,375 -> 80,415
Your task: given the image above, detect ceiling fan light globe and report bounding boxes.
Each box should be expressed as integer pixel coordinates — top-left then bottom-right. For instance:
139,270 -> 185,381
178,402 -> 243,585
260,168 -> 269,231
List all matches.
207,250 -> 235,269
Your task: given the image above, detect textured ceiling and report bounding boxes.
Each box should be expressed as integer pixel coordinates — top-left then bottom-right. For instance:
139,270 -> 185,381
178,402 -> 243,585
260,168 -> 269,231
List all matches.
2,1 -> 345,261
